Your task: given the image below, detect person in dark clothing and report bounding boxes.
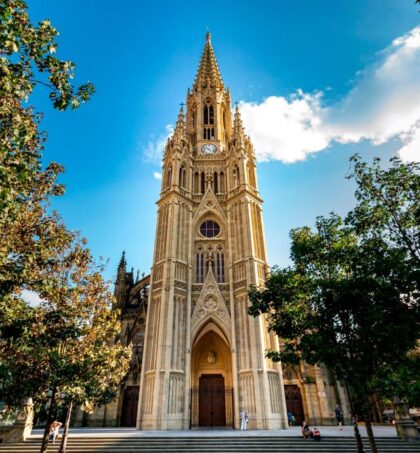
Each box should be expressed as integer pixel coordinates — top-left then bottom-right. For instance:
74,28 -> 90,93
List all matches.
335,405 -> 343,430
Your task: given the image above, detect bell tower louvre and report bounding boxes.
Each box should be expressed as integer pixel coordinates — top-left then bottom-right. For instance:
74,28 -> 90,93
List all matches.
137,32 -> 289,430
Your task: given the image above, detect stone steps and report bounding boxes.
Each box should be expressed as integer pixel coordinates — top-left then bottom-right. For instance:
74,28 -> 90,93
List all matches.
0,436 -> 419,452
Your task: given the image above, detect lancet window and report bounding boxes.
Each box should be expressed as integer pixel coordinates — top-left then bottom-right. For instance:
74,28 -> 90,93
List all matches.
203,100 -> 215,140
203,127 -> 215,140
194,171 -> 199,193
233,165 -> 240,188
195,247 -> 206,283
203,103 -> 214,125
213,172 -> 218,193
179,165 -> 186,189
201,172 -> 205,194
248,162 -> 256,188
215,246 -> 225,283
165,165 -> 172,189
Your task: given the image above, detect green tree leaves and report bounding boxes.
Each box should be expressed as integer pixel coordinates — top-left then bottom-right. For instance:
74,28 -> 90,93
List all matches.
0,3 -> 130,451
249,156 -> 420,413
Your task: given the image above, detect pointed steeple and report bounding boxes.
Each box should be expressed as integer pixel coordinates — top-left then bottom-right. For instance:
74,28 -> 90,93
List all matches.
173,105 -> 186,145
233,104 -> 242,130
118,251 -> 127,272
114,251 -> 127,307
233,104 -> 245,141
174,105 -> 185,134
193,32 -> 224,91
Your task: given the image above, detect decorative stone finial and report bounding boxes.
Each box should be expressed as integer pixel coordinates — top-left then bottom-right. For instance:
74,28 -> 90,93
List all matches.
206,31 -> 211,43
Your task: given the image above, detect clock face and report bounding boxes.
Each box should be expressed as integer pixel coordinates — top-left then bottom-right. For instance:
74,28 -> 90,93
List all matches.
201,144 -> 217,154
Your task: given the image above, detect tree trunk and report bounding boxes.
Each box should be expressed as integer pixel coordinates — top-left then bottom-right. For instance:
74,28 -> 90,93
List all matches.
345,383 -> 365,453
40,387 -> 57,453
58,400 -> 73,453
352,415 -> 365,453
365,417 -> 378,453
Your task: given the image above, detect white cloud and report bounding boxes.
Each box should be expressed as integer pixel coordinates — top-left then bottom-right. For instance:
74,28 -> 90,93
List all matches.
240,27 -> 420,163
143,124 -> 173,162
239,92 -> 329,163
153,171 -> 162,180
399,123 -> 420,162
21,289 -> 44,307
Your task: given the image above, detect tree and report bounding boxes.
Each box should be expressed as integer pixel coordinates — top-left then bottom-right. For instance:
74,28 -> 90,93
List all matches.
374,349 -> 420,410
0,2 -> 130,452
249,156 -> 420,453
346,155 -> 419,266
0,0 -> 94,306
0,237 -> 131,453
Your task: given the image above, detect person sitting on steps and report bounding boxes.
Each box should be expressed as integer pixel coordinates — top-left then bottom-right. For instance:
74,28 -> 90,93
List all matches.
313,427 -> 321,442
301,422 -> 313,439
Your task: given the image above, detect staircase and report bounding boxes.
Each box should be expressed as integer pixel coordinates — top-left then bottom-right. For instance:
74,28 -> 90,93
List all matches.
0,436 -> 419,453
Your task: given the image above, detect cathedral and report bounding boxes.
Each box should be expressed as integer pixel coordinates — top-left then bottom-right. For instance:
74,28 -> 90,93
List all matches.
74,33 -> 349,430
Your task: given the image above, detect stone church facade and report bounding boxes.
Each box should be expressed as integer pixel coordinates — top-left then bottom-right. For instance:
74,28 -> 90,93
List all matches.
75,33 -> 349,429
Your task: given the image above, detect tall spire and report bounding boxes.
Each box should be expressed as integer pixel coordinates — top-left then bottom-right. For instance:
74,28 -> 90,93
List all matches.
173,105 -> 186,142
193,32 -> 224,91
233,104 -> 244,138
175,105 -> 185,131
118,251 -> 127,272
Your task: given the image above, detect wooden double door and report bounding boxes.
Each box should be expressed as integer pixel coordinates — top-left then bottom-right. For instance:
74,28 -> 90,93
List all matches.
284,384 -> 305,425
199,374 -> 226,427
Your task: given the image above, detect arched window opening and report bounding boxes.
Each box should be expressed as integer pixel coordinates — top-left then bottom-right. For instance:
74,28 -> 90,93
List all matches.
204,105 -> 209,125
194,172 -> 199,193
195,248 -> 205,283
209,105 -> 214,125
233,165 -> 239,188
248,163 -> 256,188
201,172 -> 205,194
204,102 -> 214,126
219,172 -> 225,193
203,127 -> 214,140
166,166 -> 172,189
179,166 -> 184,188
192,110 -> 196,128
213,172 -> 218,193
215,246 -> 225,283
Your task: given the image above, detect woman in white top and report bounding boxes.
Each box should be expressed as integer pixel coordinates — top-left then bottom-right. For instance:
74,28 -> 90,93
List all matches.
239,409 -> 248,431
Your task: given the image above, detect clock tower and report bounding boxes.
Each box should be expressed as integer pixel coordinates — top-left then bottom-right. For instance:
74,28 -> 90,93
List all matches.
137,33 -> 288,430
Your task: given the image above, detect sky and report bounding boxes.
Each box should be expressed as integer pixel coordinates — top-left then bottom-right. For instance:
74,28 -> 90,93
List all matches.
27,0 -> 420,285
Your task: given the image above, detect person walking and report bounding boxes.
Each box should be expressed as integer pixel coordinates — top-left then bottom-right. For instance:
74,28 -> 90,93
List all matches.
239,409 -> 248,431
335,405 -> 343,430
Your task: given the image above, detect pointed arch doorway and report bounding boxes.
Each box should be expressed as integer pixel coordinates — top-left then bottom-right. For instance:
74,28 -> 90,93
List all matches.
191,323 -> 233,428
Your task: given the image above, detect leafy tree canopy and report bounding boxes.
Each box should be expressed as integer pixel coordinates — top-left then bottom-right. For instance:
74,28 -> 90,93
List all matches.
0,0 -> 94,304
0,3 -> 129,451
249,156 -> 420,410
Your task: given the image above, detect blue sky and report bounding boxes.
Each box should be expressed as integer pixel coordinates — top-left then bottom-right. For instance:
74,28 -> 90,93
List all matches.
28,0 -> 420,283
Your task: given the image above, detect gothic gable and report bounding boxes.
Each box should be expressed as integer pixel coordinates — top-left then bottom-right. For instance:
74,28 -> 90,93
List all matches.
191,267 -> 231,344
192,184 -> 227,228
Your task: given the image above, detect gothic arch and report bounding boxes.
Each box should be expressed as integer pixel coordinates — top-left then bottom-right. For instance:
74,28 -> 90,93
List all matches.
192,313 -> 231,349
192,187 -> 227,232
192,320 -> 230,350
190,325 -> 233,428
